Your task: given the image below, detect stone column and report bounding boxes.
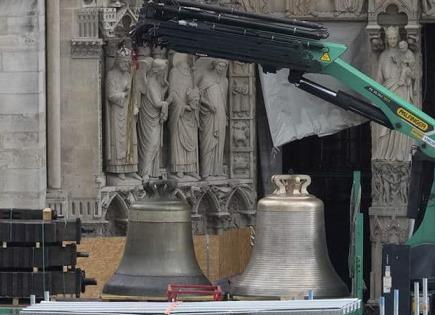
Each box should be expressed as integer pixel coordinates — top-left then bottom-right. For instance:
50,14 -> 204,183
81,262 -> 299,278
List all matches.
0,0 -> 47,208
46,0 -> 61,190
366,0 -> 421,304
229,62 -> 256,181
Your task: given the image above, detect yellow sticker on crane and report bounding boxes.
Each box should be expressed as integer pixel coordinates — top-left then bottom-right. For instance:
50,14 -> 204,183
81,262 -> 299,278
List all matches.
397,107 -> 429,132
320,52 -> 331,62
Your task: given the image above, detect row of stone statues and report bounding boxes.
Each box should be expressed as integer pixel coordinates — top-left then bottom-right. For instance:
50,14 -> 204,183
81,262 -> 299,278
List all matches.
105,48 -> 229,183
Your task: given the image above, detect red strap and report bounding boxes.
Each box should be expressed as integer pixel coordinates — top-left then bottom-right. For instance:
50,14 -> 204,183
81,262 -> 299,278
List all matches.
164,301 -> 182,315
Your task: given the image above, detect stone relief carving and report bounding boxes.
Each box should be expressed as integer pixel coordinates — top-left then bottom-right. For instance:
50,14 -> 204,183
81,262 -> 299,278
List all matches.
232,153 -> 250,177
286,0 -> 314,16
371,161 -> 410,207
372,26 -> 417,162
284,0 -> 368,17
137,58 -> 172,181
232,61 -> 251,76
334,0 -> 365,15
168,53 -> 200,180
234,0 -> 269,13
105,47 -> 141,181
232,79 -> 250,116
422,0 -> 435,15
370,215 -> 409,244
233,121 -> 250,148
197,59 -> 229,179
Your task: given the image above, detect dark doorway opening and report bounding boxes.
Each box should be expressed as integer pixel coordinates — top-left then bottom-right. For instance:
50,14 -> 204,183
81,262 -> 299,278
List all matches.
282,123 -> 372,299
414,24 -> 435,230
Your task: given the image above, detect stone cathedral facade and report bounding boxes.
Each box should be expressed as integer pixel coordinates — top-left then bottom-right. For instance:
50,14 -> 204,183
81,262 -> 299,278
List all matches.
1,0 -> 435,304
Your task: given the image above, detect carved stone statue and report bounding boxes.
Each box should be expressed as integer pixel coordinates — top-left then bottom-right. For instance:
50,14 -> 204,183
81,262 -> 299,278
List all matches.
394,40 -> 416,101
105,47 -> 140,181
198,59 -> 229,179
168,53 -> 200,179
137,58 -> 172,181
372,26 -> 416,162
233,80 -> 250,114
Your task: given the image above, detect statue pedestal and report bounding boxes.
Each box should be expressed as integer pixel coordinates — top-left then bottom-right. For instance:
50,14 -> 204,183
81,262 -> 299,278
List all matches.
368,160 -> 412,304
106,175 -> 142,187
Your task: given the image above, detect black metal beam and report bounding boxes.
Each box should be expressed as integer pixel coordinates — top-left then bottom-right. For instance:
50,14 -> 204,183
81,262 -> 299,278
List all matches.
0,244 -> 88,270
0,270 -> 96,298
294,77 -> 393,129
164,0 -> 327,31
0,219 -> 82,244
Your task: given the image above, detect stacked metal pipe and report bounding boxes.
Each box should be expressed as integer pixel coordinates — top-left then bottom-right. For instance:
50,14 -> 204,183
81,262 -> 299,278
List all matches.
133,0 -> 328,73
21,299 -> 362,315
0,208 -> 96,300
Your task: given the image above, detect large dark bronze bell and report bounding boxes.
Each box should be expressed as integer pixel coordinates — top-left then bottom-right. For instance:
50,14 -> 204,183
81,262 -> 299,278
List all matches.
231,175 -> 349,299
103,181 -> 210,299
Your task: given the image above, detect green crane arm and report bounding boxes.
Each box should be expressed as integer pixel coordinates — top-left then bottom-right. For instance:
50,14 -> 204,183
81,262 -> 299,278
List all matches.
319,45 -> 435,159
135,1 -> 435,158
134,0 -> 435,246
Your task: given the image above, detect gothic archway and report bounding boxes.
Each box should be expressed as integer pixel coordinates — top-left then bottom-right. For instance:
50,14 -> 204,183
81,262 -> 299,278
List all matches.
192,191 -> 220,234
226,187 -> 255,229
104,194 -> 129,236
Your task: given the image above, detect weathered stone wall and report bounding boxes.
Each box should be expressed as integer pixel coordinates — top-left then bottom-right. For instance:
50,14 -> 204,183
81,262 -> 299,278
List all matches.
0,0 -> 46,209
54,0 -> 104,222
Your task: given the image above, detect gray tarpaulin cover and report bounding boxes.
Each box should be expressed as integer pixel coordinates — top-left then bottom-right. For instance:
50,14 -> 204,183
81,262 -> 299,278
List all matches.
259,22 -> 368,147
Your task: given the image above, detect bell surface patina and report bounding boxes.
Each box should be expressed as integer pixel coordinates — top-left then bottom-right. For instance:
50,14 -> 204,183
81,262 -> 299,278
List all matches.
103,181 -> 209,299
231,175 -> 349,299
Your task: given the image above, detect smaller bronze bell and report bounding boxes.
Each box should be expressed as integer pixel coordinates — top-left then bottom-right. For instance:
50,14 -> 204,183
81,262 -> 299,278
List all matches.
103,181 -> 210,299
231,175 -> 349,299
